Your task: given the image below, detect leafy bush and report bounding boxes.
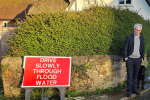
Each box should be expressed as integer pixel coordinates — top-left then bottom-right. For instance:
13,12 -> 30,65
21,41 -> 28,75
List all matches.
110,7 -> 150,56
7,6 -> 115,56
6,6 -> 150,57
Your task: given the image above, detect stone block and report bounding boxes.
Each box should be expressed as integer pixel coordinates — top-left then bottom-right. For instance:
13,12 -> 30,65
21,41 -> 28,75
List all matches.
1,57 -> 22,96
88,87 -> 96,92
99,69 -> 108,75
112,65 -> 120,71
112,61 -> 123,71
72,56 -> 89,65
87,55 -> 110,65
104,74 -> 114,82
95,65 -> 102,70
11,88 -> 21,96
121,62 -> 126,71
121,72 -> 127,82
104,60 -> 112,69
86,69 -> 98,78
113,78 -> 121,85
103,81 -> 113,89
110,55 -> 122,61
93,76 -> 104,87
67,84 -> 79,91
112,84 -> 118,88
116,70 -> 125,78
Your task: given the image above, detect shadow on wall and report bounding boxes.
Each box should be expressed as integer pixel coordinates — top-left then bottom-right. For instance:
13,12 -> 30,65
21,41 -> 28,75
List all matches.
0,27 -> 16,61
64,0 -> 69,3
109,55 -> 126,87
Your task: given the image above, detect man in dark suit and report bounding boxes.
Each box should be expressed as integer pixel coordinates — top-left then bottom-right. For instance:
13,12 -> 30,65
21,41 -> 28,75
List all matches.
123,23 -> 145,97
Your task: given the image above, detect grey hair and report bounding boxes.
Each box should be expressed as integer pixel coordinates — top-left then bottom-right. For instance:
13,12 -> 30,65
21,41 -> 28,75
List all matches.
134,23 -> 142,30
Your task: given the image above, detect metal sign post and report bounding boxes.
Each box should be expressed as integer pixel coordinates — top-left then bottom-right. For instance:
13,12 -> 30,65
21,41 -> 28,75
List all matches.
21,56 -> 72,100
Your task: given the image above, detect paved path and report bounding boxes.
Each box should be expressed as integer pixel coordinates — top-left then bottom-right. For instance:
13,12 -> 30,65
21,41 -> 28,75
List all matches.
64,69 -> 150,100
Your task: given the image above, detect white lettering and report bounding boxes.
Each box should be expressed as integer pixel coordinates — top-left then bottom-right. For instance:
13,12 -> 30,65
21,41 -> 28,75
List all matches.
40,58 -> 44,62
35,63 -> 57,68
35,63 -> 40,68
50,80 -> 57,85
46,80 -> 49,85
48,75 -> 57,79
43,63 -> 47,68
57,64 -> 60,68
33,69 -> 37,74
45,69 -> 49,73
41,69 -> 44,73
40,58 -> 56,63
43,75 -> 47,79
42,80 -> 46,85
36,75 -> 41,79
36,81 -> 41,85
47,64 -> 55,68
33,69 -> 62,74
36,75 -> 57,79
36,80 -> 57,85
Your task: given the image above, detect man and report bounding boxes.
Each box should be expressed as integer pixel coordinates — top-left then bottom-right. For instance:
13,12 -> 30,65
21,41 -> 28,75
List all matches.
123,23 -> 145,97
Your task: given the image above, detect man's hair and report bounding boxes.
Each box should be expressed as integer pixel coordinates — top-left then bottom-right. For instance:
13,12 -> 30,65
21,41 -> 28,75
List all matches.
134,23 -> 142,30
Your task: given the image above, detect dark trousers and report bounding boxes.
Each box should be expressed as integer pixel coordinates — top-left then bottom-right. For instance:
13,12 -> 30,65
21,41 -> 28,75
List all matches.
126,57 -> 142,94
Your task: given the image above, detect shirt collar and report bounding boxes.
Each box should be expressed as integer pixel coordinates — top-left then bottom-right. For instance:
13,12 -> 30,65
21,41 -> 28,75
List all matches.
134,33 -> 140,37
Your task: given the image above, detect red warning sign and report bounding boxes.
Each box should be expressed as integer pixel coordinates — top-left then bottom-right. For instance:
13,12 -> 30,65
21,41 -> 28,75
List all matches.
21,56 -> 72,87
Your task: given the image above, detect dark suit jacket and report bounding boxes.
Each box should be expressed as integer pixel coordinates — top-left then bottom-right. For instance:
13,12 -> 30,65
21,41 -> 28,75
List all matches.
123,33 -> 145,61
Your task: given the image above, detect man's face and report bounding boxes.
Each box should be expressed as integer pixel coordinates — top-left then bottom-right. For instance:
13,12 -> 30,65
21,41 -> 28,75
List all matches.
134,26 -> 141,36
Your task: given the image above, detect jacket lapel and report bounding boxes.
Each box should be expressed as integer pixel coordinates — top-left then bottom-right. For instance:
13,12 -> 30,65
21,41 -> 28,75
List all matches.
139,35 -> 142,52
131,33 -> 134,48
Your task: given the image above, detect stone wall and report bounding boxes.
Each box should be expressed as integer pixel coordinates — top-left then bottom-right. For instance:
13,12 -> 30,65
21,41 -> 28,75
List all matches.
1,57 -> 22,96
69,55 -> 126,92
69,55 -> 148,93
1,55 -> 148,96
0,27 -> 16,60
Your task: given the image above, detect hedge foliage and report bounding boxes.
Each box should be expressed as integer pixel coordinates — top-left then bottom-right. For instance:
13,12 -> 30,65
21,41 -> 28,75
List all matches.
7,6 -> 150,57
110,7 -> 150,55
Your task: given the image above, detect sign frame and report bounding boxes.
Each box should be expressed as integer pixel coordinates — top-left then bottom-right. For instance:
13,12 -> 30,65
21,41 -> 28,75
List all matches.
21,55 -> 72,88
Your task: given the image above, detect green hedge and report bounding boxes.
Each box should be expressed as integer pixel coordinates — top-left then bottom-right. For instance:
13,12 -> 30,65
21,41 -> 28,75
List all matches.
110,7 -> 150,56
6,6 -> 150,57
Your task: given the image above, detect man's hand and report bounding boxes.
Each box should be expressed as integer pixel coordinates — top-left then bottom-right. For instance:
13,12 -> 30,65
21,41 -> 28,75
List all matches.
142,59 -> 143,61
125,58 -> 128,61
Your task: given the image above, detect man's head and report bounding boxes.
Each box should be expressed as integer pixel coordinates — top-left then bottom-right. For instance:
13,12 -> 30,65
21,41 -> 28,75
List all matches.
134,23 -> 142,36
